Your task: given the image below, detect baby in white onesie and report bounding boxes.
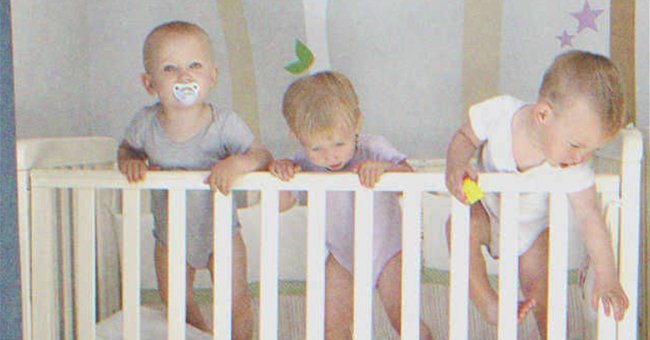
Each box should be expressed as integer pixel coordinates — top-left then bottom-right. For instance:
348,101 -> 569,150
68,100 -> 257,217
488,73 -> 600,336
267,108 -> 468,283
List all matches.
445,50 -> 629,338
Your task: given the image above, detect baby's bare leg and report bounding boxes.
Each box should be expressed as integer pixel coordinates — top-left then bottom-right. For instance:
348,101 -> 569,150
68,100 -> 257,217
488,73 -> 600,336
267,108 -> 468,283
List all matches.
325,254 -> 353,340
208,233 -> 253,340
154,242 -> 210,332
376,252 -> 434,340
446,204 -> 499,324
518,230 -> 550,339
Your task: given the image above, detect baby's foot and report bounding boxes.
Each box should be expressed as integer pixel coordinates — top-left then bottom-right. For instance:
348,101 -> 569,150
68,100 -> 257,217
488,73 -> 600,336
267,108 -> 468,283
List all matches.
475,298 -> 536,325
517,299 -> 536,323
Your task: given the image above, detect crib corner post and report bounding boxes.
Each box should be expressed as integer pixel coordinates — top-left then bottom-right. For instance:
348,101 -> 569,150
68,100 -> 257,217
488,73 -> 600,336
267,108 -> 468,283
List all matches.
30,186 -> 60,340
17,170 -> 33,340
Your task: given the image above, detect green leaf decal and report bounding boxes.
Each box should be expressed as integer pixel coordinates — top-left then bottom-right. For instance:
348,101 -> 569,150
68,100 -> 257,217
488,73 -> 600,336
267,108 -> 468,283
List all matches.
295,39 -> 313,64
285,39 -> 315,75
285,61 -> 307,74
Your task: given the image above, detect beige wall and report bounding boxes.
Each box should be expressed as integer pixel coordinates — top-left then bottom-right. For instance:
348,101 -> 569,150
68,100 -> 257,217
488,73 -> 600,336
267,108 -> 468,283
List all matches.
462,0 -> 503,114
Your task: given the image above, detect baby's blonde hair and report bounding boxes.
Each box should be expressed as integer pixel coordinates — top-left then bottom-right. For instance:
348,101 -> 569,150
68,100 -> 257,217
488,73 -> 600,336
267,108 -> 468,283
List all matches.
539,50 -> 626,138
142,21 -> 214,74
282,71 -> 361,141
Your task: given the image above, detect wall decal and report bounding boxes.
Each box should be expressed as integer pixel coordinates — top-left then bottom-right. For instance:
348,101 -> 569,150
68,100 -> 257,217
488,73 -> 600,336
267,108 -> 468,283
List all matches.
556,0 -> 605,49
285,39 -> 315,75
571,0 -> 604,33
556,30 -> 575,48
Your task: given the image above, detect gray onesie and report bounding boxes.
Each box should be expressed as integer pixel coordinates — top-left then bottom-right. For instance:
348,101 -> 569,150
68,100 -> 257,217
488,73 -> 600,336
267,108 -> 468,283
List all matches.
124,103 -> 254,269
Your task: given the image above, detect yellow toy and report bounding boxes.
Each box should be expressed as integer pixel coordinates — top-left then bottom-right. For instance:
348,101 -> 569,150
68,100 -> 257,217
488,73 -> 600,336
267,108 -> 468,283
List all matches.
462,178 -> 485,205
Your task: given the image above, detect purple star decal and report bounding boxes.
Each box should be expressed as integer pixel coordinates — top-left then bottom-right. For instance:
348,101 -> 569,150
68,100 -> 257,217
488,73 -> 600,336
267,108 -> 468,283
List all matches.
571,1 -> 604,33
556,30 -> 574,48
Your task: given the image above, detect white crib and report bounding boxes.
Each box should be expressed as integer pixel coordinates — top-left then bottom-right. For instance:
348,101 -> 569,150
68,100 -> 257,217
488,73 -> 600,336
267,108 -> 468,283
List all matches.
17,129 -> 643,339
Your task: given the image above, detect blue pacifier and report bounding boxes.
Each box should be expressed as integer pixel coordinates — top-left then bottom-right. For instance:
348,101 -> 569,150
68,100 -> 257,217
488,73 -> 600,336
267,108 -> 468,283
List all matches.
173,82 -> 200,106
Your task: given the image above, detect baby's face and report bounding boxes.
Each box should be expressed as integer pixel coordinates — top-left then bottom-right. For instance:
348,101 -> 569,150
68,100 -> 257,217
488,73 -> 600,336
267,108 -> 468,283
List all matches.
298,123 -> 358,171
143,32 -> 217,109
541,98 -> 609,168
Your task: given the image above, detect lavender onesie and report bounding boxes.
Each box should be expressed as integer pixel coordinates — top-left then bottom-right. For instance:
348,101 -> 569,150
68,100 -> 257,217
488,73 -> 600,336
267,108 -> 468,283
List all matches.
294,134 -> 407,284
124,103 -> 254,269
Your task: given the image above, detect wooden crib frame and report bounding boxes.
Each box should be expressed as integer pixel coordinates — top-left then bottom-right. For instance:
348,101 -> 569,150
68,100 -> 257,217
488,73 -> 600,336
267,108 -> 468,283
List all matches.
17,129 -> 643,340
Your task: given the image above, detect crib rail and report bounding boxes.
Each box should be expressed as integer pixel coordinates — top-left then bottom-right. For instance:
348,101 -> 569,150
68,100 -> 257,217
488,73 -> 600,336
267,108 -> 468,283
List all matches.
23,129 -> 643,340
27,171 -> 626,340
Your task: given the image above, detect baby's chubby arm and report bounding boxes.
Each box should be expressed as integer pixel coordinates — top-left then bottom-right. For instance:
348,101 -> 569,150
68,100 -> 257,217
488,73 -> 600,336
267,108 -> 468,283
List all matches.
569,187 -> 629,320
206,140 -> 273,195
445,122 -> 482,204
353,160 -> 413,188
118,140 -> 150,183
269,159 -> 300,212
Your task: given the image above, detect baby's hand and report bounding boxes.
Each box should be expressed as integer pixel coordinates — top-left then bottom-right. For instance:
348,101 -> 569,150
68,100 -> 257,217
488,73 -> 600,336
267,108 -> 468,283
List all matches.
592,276 -> 629,321
354,161 -> 389,188
445,163 -> 477,204
119,159 -> 149,183
206,157 -> 246,195
269,159 -> 301,181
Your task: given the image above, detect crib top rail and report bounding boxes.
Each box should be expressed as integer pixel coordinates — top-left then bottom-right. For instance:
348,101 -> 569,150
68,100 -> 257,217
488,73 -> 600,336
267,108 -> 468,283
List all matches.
28,169 -> 622,195
16,136 -> 117,171
23,128 -> 642,194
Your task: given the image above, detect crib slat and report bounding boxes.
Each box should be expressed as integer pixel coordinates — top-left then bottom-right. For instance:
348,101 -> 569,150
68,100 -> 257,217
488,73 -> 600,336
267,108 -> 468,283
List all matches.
547,193 -> 569,340
167,189 -> 187,340
498,192 -> 519,340
617,131 -> 642,340
306,189 -> 326,340
449,198 -> 470,340
122,189 -> 141,339
30,187 -> 60,340
354,189 -> 374,340
260,189 -> 280,339
597,303 -> 617,339
213,192 -> 233,339
73,188 -> 97,339
60,188 -> 75,340
401,190 -> 422,340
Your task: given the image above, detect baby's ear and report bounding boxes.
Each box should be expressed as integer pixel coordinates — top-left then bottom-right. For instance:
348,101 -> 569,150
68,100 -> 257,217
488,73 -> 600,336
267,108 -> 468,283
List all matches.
141,73 -> 156,95
535,100 -> 552,124
210,65 -> 219,87
355,113 -> 364,133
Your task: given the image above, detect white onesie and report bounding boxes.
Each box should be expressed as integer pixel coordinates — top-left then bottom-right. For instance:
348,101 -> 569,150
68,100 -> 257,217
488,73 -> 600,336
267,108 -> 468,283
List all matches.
469,95 -> 594,257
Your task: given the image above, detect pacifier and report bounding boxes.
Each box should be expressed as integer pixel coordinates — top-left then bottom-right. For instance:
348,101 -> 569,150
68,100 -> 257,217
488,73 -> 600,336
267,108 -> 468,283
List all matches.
173,82 -> 200,106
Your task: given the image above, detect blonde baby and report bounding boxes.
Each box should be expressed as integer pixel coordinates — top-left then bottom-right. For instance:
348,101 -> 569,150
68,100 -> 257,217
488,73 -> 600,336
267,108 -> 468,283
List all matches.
445,50 -> 629,338
270,71 -> 434,340
118,21 -> 271,338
